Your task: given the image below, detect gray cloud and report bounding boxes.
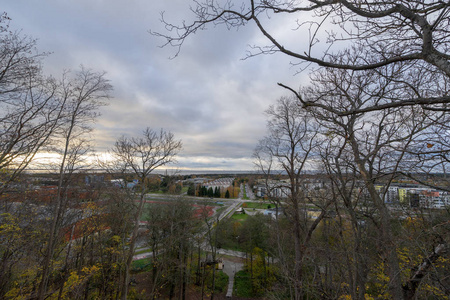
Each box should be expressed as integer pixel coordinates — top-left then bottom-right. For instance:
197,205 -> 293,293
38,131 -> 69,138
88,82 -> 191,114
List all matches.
3,0 -> 307,171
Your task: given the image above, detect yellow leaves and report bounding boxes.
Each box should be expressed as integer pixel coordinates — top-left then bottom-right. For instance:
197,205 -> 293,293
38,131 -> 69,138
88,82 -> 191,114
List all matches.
422,283 -> 447,299
337,294 -> 375,300
373,261 -> 390,283
81,264 -> 100,276
365,260 -> 392,299
50,266 -> 102,300
111,234 -> 121,244
47,272 -> 81,300
435,256 -> 449,267
5,265 -> 39,299
0,213 -> 24,245
4,287 -> 27,300
0,213 -> 21,232
66,271 -> 81,286
397,247 -> 410,263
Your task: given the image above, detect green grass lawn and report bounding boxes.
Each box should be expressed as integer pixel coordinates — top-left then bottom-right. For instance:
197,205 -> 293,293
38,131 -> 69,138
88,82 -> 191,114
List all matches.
131,258 -> 152,273
243,201 -> 273,209
214,271 -> 229,293
134,248 -> 151,255
231,213 -> 249,222
234,270 -> 253,297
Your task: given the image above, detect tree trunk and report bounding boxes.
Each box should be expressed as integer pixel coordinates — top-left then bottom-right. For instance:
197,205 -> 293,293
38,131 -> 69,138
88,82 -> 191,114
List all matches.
356,161 -> 403,299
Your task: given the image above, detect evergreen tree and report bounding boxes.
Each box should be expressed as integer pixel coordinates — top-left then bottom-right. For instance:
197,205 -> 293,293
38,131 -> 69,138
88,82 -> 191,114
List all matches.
187,184 -> 195,196
225,190 -> 230,199
207,187 -> 214,197
214,187 -> 221,198
199,186 -> 207,197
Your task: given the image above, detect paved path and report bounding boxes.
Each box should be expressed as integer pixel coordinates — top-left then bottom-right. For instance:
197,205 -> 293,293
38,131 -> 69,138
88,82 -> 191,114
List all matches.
222,259 -> 244,298
217,248 -> 246,258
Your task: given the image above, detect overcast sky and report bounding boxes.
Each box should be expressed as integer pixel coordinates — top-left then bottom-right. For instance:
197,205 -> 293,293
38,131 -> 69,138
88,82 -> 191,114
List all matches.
3,0 -> 310,171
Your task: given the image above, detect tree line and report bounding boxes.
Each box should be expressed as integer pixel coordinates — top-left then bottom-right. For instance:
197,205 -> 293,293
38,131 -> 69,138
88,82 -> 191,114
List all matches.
188,184 -> 237,199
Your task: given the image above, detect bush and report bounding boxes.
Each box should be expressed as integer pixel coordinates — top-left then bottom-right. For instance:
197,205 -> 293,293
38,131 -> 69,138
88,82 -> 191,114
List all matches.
214,271 -> 229,292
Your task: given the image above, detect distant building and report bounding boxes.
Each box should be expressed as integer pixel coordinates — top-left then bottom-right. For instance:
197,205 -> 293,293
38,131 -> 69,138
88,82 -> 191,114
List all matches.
85,174 -> 104,186
376,184 -> 450,209
204,177 -> 234,191
418,190 -> 450,209
254,178 -> 328,199
110,179 -> 139,189
263,207 -> 284,219
375,185 -> 400,203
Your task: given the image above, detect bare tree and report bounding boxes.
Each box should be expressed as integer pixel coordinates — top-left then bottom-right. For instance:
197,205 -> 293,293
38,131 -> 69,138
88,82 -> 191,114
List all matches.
303,61 -> 449,299
0,17 -> 62,195
37,67 -> 112,300
0,16 -> 114,298
110,128 -> 182,299
145,199 -> 198,300
254,96 -> 334,299
155,1 -> 450,109
199,199 -> 224,300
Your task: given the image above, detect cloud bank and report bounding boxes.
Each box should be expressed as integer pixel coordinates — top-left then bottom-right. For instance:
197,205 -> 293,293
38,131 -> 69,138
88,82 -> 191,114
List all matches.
3,0 -> 308,171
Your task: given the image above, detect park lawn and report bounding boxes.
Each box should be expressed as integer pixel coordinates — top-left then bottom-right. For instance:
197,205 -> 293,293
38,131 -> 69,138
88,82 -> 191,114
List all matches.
231,213 -> 249,222
134,248 -> 151,255
131,258 -> 152,273
243,201 -> 273,209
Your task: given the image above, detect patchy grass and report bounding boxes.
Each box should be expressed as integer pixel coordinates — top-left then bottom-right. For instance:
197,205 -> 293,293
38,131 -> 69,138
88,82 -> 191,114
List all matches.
234,270 -> 253,297
214,271 -> 229,293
